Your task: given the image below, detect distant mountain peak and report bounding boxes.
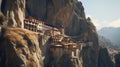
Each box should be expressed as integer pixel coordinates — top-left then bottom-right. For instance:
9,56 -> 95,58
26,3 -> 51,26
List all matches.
98,27 -> 120,48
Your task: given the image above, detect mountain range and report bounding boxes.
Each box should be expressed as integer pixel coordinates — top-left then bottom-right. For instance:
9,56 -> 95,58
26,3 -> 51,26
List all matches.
98,27 -> 120,48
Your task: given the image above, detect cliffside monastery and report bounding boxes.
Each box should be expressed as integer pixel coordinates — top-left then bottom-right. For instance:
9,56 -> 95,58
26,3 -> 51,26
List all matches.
24,17 -> 93,60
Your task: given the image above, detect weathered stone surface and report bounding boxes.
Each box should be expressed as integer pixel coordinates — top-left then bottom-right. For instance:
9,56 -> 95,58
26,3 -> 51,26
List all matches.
114,53 -> 120,67
0,27 -> 43,67
46,0 -> 86,35
57,54 -> 82,67
80,45 -> 97,67
26,0 -> 47,20
25,0 -> 87,36
1,0 -> 25,28
0,0 -> 99,67
0,0 -> 2,11
0,12 -> 8,26
25,1 -> 98,67
98,46 -> 115,67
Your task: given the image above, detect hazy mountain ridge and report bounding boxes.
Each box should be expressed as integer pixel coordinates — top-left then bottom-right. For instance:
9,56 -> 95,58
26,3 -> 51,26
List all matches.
99,35 -> 119,49
98,27 -> 120,47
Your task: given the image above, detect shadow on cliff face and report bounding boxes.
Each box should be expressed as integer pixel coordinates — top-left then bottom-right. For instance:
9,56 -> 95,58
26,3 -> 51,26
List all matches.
80,46 -> 98,67
0,37 -> 6,67
0,27 -> 24,67
114,53 -> 120,67
41,37 -> 54,67
56,54 -> 80,67
57,54 -> 74,67
1,0 -> 7,13
98,47 -> 115,67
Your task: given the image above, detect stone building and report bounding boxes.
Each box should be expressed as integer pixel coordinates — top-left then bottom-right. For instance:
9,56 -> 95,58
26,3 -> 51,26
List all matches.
50,41 -> 82,60
24,17 -> 64,36
24,17 -> 44,33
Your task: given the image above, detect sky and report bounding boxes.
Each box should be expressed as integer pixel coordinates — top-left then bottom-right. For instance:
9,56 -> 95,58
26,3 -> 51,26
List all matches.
79,0 -> 120,30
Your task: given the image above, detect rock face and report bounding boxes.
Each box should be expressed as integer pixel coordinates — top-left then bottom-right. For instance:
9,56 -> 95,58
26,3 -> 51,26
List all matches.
56,54 -> 82,67
114,53 -> 120,67
26,0 -> 98,50
25,1 -> 98,67
0,0 -> 2,11
0,27 -> 43,67
0,11 -> 8,26
43,36 -> 83,67
26,0 -> 47,20
26,0 -> 86,36
98,47 -> 115,67
1,0 -> 98,45
0,0 -> 104,67
1,0 -> 25,28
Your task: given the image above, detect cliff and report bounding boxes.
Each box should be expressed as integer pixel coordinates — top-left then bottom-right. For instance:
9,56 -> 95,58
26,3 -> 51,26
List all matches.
0,0 -> 118,67
26,1 -> 98,67
98,47 -> 115,67
114,52 -> 120,67
0,27 -> 43,67
1,0 -> 25,28
1,0 -> 98,45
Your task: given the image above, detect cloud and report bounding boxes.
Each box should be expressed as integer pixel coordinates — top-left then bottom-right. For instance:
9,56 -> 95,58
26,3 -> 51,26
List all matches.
108,19 -> 120,27
86,14 -> 120,30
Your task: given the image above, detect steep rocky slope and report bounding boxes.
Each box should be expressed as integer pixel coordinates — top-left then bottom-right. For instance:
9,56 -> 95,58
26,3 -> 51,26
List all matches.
1,0 -> 98,45
26,0 -> 98,42
98,47 -> 115,67
25,1 -> 99,67
0,27 -> 43,67
114,53 -> 120,67
0,0 -> 119,67
1,0 -> 99,66
1,0 -> 25,28
0,26 -> 84,67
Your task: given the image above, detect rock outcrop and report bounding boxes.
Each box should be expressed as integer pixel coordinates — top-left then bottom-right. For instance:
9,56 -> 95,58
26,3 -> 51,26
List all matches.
1,0 -> 25,28
98,46 -> 115,67
25,1 -> 98,67
0,12 -> 8,26
0,0 -> 115,67
1,0 -> 98,46
0,27 -> 43,67
114,53 -> 120,67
